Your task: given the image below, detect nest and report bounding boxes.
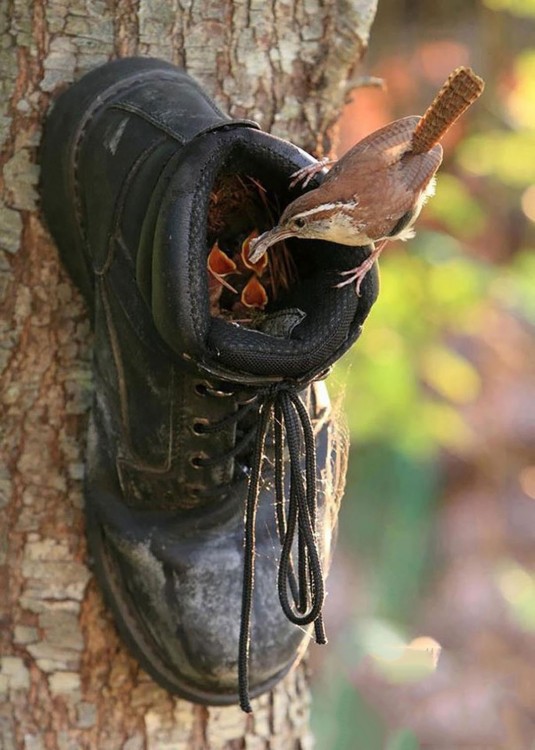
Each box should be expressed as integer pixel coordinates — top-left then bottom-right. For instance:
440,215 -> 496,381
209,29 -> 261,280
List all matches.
206,174 -> 297,327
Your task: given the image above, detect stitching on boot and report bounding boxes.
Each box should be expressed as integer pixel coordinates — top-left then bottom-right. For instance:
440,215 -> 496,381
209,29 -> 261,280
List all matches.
71,71 -> 185,253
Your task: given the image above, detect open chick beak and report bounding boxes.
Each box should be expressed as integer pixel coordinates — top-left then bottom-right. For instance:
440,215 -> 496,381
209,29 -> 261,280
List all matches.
248,226 -> 295,264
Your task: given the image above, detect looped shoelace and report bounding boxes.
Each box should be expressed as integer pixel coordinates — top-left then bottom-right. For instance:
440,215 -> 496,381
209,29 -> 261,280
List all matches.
194,382 -> 326,712
237,383 -> 326,713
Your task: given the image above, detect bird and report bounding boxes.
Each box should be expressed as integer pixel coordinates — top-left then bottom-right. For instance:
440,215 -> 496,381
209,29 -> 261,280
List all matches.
248,67 -> 485,294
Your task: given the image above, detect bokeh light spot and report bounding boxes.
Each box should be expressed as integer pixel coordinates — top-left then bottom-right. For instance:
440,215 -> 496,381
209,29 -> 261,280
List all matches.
497,562 -> 535,631
521,184 -> 535,222
519,465 -> 535,499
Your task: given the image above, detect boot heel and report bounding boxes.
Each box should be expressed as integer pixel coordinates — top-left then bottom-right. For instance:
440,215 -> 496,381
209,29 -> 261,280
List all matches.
40,57 -> 179,309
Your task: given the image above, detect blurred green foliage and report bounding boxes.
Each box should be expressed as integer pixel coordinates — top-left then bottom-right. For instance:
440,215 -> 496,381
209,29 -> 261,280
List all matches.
313,673 -> 385,750
496,561 -> 535,630
483,0 -> 535,17
333,235 -> 492,455
341,447 -> 438,622
384,730 -> 420,750
459,130 -> 535,186
335,0 -> 535,453
494,250 -> 535,322
312,0 -> 535,746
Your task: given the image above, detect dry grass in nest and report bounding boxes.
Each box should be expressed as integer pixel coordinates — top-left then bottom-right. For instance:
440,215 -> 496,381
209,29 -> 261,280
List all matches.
207,174 -> 298,325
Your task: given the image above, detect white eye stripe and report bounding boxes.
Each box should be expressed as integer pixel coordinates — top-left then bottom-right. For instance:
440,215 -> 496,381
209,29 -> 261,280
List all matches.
290,198 -> 360,224
291,203 -> 340,221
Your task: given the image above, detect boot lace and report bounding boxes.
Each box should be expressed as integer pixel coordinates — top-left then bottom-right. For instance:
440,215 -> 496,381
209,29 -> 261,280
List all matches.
193,381 -> 326,712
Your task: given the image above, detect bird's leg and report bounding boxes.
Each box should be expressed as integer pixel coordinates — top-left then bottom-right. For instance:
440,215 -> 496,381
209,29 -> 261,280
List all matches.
289,158 -> 337,189
335,240 -> 387,296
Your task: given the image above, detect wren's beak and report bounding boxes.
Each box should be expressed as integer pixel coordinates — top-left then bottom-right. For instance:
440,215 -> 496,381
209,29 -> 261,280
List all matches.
247,226 -> 296,264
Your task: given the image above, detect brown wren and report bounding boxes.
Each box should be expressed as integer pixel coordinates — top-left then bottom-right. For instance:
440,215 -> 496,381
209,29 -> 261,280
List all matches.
248,67 -> 485,294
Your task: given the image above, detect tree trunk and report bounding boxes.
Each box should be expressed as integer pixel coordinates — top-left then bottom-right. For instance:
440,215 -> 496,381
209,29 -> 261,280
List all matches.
0,2 -> 376,747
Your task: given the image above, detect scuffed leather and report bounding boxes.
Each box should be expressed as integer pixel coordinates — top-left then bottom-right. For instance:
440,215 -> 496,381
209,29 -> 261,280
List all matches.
41,57 -> 376,704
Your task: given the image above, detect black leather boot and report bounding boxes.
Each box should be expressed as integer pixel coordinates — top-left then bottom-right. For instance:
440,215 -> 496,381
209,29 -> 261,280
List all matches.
40,57 -> 378,710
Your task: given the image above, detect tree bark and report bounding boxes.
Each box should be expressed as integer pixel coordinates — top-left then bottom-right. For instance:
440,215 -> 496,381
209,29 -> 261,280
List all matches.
0,2 -> 376,748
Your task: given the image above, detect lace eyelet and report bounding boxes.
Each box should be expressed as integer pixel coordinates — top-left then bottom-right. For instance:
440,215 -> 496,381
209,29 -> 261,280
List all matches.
194,380 -> 235,399
191,418 -> 209,435
236,393 -> 257,407
189,452 -> 207,469
194,382 -> 209,397
207,386 -> 235,398
185,485 -> 202,497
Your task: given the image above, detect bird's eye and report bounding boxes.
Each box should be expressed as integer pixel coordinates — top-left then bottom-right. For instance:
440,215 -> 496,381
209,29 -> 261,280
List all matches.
294,217 -> 306,229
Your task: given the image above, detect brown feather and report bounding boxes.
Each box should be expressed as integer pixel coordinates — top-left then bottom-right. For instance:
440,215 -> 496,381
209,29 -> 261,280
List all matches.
281,117 -> 442,241
412,67 -> 484,154
254,67 -> 483,255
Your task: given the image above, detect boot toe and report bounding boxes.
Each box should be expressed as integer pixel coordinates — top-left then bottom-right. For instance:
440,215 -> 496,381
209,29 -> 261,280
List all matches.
91,510 -> 306,704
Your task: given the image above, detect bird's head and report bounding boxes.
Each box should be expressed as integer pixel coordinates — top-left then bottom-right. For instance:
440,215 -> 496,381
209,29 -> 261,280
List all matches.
248,187 -> 374,264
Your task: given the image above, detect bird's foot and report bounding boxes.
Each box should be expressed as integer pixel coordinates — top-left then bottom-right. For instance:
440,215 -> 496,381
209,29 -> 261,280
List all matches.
335,262 -> 374,296
289,158 -> 335,189
335,242 -> 385,296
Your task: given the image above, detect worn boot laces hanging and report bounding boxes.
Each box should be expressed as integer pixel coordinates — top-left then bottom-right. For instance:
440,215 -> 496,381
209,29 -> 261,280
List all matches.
238,384 -> 326,712
195,382 -> 326,712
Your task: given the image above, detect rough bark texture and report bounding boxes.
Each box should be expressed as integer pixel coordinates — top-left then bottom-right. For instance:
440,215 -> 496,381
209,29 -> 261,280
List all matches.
0,1 -> 377,748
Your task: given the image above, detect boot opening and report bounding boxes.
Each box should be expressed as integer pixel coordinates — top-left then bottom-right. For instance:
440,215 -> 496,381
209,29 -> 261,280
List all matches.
204,144 -> 358,333
207,171 -> 303,327
191,131 -> 378,377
